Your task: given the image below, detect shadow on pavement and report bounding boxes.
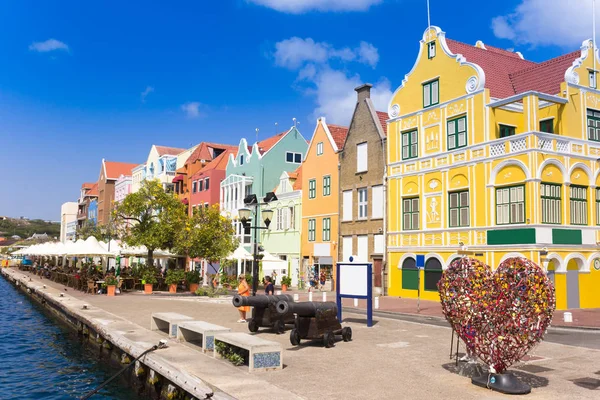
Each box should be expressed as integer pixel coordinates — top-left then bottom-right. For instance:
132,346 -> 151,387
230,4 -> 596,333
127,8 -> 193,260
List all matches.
342,317 -> 379,326
570,377 -> 600,390
442,362 -> 550,388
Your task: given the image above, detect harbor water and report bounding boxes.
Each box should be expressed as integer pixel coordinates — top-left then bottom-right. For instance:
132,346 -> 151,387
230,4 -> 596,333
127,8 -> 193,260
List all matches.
0,275 -> 141,399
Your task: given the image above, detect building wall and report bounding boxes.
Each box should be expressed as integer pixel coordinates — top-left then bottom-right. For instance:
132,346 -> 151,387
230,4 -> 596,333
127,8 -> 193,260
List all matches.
60,202 -> 78,243
131,165 -> 145,194
339,90 -> 386,290
190,169 -> 225,210
386,26 -> 600,309
88,199 -> 98,224
114,176 -> 132,203
301,120 -> 341,284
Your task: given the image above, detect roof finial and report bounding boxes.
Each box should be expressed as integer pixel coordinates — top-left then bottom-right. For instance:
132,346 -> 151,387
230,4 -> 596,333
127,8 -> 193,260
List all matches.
255,128 -> 259,143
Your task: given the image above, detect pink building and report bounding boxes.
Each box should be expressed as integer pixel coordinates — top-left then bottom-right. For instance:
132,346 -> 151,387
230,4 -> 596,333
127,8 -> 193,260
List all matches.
114,173 -> 132,203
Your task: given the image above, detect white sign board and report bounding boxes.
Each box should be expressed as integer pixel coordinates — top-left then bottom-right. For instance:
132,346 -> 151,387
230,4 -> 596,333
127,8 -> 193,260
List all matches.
339,264 -> 368,297
313,243 -> 330,257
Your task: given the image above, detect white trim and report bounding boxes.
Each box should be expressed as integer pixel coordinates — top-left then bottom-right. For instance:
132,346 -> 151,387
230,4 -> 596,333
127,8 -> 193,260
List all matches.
568,162 -> 594,181
544,252 -> 564,272
537,159 -> 568,181
424,253 -> 445,269
397,253 -> 417,269
564,252 -> 589,272
487,91 -> 567,108
498,252 -> 528,264
489,159 -> 532,185
445,253 -> 462,268
390,90 -> 483,122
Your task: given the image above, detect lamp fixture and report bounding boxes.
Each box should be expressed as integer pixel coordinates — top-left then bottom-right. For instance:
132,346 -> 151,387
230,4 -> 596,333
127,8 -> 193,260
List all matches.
238,208 -> 251,224
262,209 -> 274,228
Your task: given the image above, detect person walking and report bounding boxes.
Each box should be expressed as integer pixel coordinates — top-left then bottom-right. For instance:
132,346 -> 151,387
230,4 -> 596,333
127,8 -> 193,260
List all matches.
236,275 -> 250,323
264,276 -> 274,295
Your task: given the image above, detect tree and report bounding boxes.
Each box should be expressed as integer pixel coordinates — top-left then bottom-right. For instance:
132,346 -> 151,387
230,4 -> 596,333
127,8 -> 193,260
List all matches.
76,220 -> 120,242
112,179 -> 187,269
174,205 -> 237,270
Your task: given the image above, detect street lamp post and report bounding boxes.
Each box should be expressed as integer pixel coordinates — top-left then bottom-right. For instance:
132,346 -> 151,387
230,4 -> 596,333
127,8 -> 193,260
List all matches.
238,192 -> 277,296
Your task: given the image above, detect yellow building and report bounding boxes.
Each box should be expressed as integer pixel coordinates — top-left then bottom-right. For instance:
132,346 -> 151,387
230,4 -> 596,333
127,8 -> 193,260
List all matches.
386,26 -> 600,310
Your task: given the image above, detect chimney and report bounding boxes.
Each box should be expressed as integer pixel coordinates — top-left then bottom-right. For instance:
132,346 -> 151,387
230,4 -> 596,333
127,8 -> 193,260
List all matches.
355,83 -> 372,102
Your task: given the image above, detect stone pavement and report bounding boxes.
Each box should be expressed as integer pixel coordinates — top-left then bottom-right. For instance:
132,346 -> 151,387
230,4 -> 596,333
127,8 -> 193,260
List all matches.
9,271 -> 600,400
284,290 -> 600,330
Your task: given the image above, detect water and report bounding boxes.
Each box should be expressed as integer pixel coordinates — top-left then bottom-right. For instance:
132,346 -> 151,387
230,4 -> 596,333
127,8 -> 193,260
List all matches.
0,276 -> 142,399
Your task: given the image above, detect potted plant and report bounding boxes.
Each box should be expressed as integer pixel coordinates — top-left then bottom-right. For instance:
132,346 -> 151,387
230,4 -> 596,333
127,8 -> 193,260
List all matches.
105,275 -> 118,297
185,270 -> 201,293
281,276 -> 292,292
166,269 -> 185,293
142,270 -> 157,294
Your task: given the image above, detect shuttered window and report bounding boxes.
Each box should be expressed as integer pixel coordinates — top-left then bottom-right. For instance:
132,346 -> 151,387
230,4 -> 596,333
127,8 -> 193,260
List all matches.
541,183 -> 561,224
447,116 -> 467,150
403,197 -> 420,230
570,186 -> 588,225
449,191 -> 469,227
372,185 -> 383,219
496,185 -> 525,225
342,190 -> 352,221
357,142 -> 368,172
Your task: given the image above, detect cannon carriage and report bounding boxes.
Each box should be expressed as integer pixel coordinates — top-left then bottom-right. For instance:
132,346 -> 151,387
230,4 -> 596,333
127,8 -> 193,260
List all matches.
232,294 -> 295,333
276,300 -> 352,348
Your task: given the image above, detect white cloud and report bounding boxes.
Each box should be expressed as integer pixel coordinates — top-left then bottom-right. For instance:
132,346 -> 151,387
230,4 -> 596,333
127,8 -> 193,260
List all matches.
181,102 -> 204,118
492,0 -> 597,48
274,37 -> 379,69
29,39 -> 69,53
140,86 -> 154,103
247,0 -> 382,13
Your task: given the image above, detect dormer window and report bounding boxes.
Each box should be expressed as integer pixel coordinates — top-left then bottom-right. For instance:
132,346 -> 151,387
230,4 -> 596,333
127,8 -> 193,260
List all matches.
317,142 -> 324,156
590,71 -> 597,89
240,155 -> 244,165
428,41 -> 436,59
286,152 -> 302,163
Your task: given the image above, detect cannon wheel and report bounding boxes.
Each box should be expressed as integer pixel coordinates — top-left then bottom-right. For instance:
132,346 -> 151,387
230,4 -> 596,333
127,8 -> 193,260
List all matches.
342,327 -> 352,342
290,328 -> 301,346
274,319 -> 285,334
248,319 -> 259,333
323,331 -> 335,348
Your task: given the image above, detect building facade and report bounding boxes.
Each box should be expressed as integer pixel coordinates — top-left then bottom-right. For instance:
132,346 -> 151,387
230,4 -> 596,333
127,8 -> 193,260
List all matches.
60,202 -> 78,243
301,118 -> 348,289
189,149 -> 233,213
261,168 -> 302,286
88,199 -> 98,225
339,84 -> 388,294
387,26 -> 600,310
220,127 -> 308,250
114,174 -> 132,203
97,159 -> 139,225
77,182 -> 97,229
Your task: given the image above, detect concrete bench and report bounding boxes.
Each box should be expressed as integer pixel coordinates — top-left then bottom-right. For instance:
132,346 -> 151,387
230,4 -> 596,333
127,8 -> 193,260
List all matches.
214,332 -> 282,372
150,312 -> 193,338
176,321 -> 231,352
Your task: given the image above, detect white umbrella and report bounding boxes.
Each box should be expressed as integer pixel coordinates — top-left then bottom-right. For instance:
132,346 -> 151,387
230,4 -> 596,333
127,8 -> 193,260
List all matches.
67,237 -> 113,256
260,250 -> 282,262
227,245 -> 253,261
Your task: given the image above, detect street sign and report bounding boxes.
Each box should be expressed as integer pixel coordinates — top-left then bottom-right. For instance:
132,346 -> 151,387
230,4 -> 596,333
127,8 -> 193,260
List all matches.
416,255 -> 425,269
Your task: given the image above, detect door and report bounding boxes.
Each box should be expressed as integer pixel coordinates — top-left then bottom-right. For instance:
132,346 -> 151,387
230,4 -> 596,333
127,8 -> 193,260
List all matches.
373,258 -> 382,288
566,269 -> 580,309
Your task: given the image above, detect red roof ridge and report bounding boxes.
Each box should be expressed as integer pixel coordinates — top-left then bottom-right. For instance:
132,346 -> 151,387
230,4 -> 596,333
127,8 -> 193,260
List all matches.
190,149 -> 232,179
446,39 -> 536,65
509,50 -> 580,77
376,111 -> 388,136
155,145 -> 187,156
478,42 -> 524,60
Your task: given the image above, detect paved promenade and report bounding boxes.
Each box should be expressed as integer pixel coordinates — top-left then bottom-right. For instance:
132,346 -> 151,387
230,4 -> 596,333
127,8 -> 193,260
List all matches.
6,269 -> 600,400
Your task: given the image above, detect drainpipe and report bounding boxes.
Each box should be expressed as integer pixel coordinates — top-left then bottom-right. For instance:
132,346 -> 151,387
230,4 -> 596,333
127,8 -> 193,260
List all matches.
337,158 -> 342,290
381,136 -> 388,296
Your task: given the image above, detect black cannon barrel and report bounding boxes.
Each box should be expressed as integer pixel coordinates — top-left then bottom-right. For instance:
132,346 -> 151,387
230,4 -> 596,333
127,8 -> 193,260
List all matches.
232,294 -> 294,308
276,300 -> 338,317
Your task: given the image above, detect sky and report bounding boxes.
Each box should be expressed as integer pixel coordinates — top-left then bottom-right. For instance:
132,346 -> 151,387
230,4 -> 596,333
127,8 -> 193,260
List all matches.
0,0 -> 595,220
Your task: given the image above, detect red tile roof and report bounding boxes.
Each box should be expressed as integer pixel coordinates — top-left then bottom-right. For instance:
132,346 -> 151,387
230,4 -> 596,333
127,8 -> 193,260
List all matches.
81,182 -> 95,190
104,161 -> 138,180
292,166 -> 302,190
88,183 -> 98,197
375,111 -> 388,136
190,149 -> 232,180
446,39 -> 579,98
327,124 -> 349,150
256,131 -> 287,154
185,142 -> 237,165
155,145 -> 186,156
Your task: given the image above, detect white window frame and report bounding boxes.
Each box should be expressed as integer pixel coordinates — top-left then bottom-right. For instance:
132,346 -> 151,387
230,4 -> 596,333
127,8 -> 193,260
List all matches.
372,185 -> 383,219
358,188 -> 368,219
317,142 -> 324,156
286,152 -> 302,164
342,190 -> 353,221
342,236 -> 353,263
374,234 -> 384,254
357,235 -> 368,262
356,142 -> 368,173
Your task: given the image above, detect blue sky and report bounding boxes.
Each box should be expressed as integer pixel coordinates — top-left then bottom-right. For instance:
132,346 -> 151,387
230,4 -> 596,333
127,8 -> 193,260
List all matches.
0,0 -> 594,220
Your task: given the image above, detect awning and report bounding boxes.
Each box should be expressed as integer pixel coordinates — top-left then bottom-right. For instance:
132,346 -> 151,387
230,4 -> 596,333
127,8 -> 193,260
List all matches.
172,174 -> 185,183
316,256 -> 333,265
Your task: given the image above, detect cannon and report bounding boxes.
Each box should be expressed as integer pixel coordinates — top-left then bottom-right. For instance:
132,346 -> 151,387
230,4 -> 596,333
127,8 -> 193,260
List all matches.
232,294 -> 295,333
276,300 -> 352,348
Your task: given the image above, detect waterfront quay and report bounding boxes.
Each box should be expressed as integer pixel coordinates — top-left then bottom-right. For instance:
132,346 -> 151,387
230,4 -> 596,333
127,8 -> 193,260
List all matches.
3,268 -> 600,400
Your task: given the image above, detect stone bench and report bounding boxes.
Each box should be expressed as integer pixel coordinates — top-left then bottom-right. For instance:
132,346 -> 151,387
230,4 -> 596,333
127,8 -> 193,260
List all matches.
150,312 -> 193,338
214,332 -> 282,372
176,321 -> 231,352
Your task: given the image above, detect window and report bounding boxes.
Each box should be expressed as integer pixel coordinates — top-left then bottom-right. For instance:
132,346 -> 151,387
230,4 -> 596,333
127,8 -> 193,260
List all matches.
449,191 -> 469,227
342,236 -> 353,263
322,218 -> 331,241
323,175 -> 331,196
308,219 -> 316,241
372,185 -> 383,219
496,185 -> 525,225
541,183 -> 561,224
423,79 -> 439,108
499,124 -> 516,138
402,257 -> 418,290
403,197 -> 420,230
276,209 -> 284,230
205,178 -> 210,190
402,130 -> 418,160
317,142 -> 324,156
424,258 -> 443,291
357,142 -> 368,172
357,235 -> 368,262
447,116 -> 467,150
342,190 -> 352,221
239,155 -> 244,165
590,71 -> 597,89
587,109 -> 600,141
286,152 -> 302,163
288,206 -> 295,229
596,188 -> 600,225
192,181 -> 197,193
199,180 -> 204,192
539,119 -> 554,134
374,234 -> 384,254
309,179 -> 316,199
570,185 -> 588,225
358,188 -> 368,218
428,41 -> 436,59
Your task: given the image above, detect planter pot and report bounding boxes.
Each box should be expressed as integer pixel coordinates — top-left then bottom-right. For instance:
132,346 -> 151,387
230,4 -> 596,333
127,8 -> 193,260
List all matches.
144,284 -> 153,294
189,283 -> 199,293
169,284 -> 177,293
281,284 -> 288,292
107,285 -> 116,297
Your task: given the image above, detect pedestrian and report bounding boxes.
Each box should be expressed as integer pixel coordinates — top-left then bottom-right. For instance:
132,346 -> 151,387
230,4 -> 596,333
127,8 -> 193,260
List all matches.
236,275 -> 250,323
264,276 -> 274,295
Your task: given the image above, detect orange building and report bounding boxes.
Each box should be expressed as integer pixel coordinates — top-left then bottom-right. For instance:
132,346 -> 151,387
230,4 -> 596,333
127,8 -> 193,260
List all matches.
300,118 -> 348,287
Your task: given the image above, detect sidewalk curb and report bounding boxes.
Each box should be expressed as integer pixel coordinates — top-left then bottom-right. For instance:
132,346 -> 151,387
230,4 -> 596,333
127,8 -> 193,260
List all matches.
342,307 -> 600,332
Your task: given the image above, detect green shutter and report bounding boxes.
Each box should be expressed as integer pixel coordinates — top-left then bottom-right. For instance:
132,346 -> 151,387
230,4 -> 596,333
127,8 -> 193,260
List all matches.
402,269 -> 419,290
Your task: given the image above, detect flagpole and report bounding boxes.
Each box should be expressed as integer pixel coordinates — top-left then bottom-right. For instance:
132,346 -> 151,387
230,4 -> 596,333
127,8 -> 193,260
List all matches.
594,0 -> 597,77
427,0 -> 431,30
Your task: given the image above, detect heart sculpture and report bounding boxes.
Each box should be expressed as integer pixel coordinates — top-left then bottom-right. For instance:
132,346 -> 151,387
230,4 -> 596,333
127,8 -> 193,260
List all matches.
438,256 -> 555,374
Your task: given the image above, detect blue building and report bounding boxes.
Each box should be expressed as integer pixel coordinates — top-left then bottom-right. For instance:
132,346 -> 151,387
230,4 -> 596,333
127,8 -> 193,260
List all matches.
88,199 -> 98,225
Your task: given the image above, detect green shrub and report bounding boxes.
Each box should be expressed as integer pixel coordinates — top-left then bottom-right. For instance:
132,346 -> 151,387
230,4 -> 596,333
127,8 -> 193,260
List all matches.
215,340 -> 247,366
142,270 -> 157,284
281,276 -> 292,286
194,287 -> 229,297
185,270 -> 201,284
105,275 -> 118,286
165,269 -> 185,285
